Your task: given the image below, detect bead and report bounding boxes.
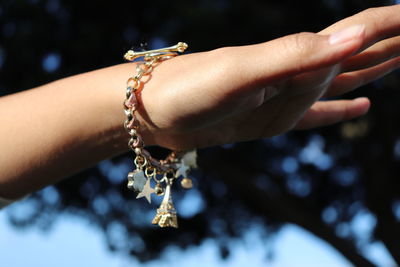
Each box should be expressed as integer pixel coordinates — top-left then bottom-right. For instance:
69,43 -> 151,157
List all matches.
129,129 -> 137,136
181,177 -> 193,189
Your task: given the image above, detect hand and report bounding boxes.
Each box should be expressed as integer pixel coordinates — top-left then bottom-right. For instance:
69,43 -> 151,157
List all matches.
136,5 -> 400,150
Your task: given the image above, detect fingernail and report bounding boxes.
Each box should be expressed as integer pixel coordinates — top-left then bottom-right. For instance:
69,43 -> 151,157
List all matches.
329,24 -> 365,45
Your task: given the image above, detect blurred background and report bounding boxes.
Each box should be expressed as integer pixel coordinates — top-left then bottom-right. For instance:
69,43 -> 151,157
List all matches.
1,0 -> 400,266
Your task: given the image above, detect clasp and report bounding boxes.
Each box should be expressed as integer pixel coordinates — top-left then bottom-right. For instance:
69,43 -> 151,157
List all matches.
124,42 -> 188,61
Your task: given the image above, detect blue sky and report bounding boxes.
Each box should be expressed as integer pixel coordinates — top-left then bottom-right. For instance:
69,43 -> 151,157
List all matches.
0,203 -> 395,267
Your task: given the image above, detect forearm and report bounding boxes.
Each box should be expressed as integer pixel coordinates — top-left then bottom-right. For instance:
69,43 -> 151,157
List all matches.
0,63 -> 137,199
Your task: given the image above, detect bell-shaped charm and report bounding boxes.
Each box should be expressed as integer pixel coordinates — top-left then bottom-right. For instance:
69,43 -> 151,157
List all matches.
181,177 -> 193,189
152,181 -> 178,228
155,183 -> 164,196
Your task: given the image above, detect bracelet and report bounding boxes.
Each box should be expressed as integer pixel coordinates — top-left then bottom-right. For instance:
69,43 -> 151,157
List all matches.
123,42 -> 196,228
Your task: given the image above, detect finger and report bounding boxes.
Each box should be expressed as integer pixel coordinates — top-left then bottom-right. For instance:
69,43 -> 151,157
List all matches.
324,56 -> 400,98
341,36 -> 400,72
215,24 -> 366,96
295,98 -> 370,130
319,5 -> 400,52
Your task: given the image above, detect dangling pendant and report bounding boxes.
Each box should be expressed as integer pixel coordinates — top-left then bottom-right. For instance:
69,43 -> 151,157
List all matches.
155,183 -> 165,196
127,170 -> 147,192
182,150 -> 197,168
152,179 -> 178,228
181,177 -> 193,189
136,178 -> 155,204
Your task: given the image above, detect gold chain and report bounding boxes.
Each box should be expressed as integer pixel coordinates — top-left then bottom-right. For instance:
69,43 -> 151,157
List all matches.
123,42 -> 196,228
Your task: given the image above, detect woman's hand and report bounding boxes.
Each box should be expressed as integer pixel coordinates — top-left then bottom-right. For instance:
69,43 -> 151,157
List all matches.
138,5 -> 400,150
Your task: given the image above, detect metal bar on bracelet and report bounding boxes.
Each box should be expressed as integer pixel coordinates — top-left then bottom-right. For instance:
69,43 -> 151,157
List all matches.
124,42 -> 188,61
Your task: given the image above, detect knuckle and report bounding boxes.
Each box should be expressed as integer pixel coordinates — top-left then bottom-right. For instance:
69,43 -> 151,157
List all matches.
287,32 -> 318,56
283,32 -> 319,71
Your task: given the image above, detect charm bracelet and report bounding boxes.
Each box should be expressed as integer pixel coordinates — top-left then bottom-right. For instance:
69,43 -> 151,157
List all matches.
123,42 -> 197,228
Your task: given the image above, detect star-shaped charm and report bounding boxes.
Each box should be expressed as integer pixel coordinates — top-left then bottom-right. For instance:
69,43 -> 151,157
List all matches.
127,170 -> 147,192
136,178 -> 155,204
182,150 -> 197,168
175,163 -> 190,178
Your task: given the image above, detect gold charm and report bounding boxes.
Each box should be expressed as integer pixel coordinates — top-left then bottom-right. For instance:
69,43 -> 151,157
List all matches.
155,183 -> 165,196
181,177 -> 193,189
152,180 -> 178,228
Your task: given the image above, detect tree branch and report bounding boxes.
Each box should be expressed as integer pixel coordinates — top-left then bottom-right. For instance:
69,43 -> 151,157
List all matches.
207,155 -> 375,267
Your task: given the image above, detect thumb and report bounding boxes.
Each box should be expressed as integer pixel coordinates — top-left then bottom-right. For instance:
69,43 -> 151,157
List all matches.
225,24 -> 366,93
